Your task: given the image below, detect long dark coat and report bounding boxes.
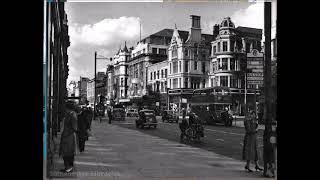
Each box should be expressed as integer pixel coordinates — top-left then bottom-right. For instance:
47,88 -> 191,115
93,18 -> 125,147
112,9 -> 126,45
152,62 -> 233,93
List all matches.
242,113 -> 259,161
78,110 -> 89,141
60,110 -> 78,157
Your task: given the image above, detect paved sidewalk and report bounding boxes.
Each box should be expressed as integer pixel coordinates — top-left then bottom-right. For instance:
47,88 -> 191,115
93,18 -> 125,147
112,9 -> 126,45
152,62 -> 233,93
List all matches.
48,120 -> 272,180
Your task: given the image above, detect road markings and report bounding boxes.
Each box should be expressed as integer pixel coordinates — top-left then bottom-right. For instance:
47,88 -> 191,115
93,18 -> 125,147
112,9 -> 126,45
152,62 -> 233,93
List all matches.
75,161 -> 118,167
216,139 -> 224,142
205,128 -> 244,136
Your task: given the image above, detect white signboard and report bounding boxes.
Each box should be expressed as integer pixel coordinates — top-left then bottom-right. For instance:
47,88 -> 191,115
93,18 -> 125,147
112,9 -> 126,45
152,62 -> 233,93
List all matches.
181,98 -> 187,103
247,49 -> 264,85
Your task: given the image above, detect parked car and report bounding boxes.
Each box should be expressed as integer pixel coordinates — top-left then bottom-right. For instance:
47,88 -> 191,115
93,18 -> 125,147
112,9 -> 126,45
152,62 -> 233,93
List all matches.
161,110 -> 179,123
136,109 -> 157,129
126,109 -> 139,117
112,108 -> 125,121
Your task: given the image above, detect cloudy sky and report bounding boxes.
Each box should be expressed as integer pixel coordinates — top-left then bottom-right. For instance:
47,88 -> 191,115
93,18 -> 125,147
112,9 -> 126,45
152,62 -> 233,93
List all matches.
65,1 -> 270,85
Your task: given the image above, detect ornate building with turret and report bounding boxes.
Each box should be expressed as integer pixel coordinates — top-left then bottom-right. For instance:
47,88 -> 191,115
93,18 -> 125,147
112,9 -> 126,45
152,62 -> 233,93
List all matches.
210,17 -> 262,115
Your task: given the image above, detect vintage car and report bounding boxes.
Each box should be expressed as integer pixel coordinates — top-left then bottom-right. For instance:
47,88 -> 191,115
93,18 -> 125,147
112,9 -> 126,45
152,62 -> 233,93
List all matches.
126,109 -> 139,117
112,108 -> 126,121
136,109 -> 157,129
161,110 -> 179,123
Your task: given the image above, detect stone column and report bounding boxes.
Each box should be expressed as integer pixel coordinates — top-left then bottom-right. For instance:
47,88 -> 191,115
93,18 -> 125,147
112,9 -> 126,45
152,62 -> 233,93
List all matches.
242,38 -> 246,52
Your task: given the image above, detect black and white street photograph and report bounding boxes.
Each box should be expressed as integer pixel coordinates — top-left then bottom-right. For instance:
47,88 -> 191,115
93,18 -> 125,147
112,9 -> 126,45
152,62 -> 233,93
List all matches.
43,0 -> 277,179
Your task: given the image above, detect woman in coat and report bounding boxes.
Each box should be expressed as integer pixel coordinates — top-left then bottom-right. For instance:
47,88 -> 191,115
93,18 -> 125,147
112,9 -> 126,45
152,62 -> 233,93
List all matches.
242,109 -> 263,172
59,101 -> 78,173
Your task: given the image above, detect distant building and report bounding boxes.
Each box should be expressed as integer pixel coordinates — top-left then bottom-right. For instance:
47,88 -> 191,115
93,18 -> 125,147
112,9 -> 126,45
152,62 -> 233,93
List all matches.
79,77 -> 90,104
96,72 -> 106,103
127,29 -> 172,103
106,65 -> 115,104
147,60 -> 169,109
87,79 -> 95,105
113,42 -> 131,103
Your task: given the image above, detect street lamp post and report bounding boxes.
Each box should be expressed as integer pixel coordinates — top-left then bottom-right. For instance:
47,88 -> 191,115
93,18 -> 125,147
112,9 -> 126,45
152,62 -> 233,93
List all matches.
94,51 -> 111,120
93,52 -> 97,121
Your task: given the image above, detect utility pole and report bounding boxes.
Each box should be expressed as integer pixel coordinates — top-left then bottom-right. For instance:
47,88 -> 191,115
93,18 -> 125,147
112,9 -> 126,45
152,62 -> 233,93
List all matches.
93,51 -> 97,121
263,1 -> 273,177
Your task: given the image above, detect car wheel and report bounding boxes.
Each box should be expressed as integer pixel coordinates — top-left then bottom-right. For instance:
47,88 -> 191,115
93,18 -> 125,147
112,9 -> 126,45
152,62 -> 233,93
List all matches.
154,125 -> 157,129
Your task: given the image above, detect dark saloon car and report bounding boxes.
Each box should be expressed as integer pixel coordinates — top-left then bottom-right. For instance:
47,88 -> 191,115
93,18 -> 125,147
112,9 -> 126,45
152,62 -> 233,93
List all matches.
136,109 -> 157,129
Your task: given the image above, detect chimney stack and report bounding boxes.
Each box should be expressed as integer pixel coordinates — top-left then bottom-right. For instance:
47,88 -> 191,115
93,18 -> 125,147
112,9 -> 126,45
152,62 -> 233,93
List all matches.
190,15 -> 201,42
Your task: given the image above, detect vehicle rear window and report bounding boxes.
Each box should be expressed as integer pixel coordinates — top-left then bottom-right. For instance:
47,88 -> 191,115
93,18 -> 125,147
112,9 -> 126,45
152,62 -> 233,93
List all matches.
144,112 -> 154,116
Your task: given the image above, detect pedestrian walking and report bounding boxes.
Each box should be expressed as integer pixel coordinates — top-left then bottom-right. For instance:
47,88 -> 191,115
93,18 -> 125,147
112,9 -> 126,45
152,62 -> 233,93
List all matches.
59,101 -> 79,173
107,107 -> 112,124
77,107 -> 90,152
242,108 -> 263,172
179,108 -> 188,142
96,102 -> 105,123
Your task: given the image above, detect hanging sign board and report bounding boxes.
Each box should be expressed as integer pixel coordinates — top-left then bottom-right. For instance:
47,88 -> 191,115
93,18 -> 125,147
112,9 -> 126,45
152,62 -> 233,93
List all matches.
247,49 -> 264,85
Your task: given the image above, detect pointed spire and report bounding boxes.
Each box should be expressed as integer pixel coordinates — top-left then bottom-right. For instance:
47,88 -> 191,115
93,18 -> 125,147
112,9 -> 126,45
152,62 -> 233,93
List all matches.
123,41 -> 128,53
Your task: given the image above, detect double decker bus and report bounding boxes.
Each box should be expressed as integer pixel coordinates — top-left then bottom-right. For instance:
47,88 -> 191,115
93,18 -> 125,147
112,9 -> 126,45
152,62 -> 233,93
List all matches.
190,87 -> 233,126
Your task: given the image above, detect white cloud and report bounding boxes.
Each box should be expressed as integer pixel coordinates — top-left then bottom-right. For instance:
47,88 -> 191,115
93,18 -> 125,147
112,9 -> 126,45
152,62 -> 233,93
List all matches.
69,16 -> 140,46
67,16 -> 141,85
231,3 -> 264,29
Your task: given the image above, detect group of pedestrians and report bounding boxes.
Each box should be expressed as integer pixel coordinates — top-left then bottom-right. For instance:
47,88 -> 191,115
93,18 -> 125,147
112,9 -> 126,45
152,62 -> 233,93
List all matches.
58,101 -> 93,173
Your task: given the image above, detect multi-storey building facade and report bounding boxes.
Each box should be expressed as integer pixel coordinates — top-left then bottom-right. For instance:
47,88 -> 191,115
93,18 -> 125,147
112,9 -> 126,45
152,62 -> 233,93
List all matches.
106,65 -> 114,104
86,79 -> 95,105
210,17 -> 262,115
147,60 -> 169,109
113,42 -> 131,103
127,29 -> 172,103
167,15 -> 213,109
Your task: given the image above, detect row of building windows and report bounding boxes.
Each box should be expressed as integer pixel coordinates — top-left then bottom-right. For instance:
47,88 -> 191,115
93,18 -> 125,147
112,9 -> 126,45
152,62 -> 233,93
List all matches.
213,58 -> 237,72
169,60 -> 206,74
152,81 -> 167,93
150,69 -> 168,80
168,78 -> 205,89
172,47 -> 207,59
211,75 -> 239,88
212,40 -> 261,54
152,48 -> 167,55
133,47 -> 168,57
